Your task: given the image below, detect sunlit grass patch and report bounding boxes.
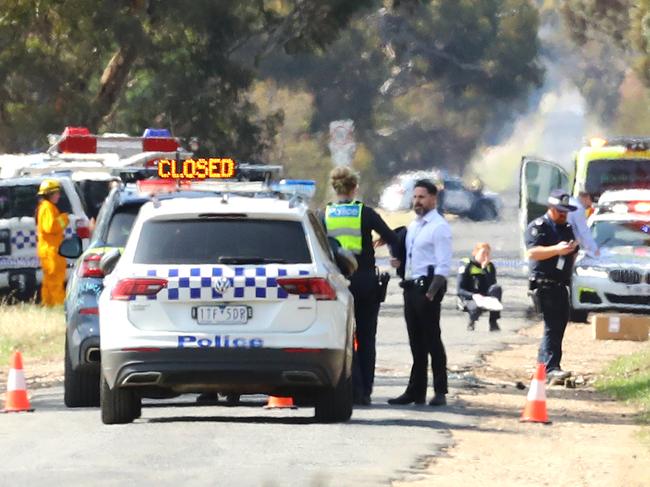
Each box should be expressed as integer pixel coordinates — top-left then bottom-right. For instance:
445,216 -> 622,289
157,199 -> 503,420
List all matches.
596,350 -> 650,448
0,302 -> 65,366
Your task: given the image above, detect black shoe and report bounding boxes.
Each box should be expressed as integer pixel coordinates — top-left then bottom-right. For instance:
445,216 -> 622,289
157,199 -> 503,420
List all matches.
196,392 -> 220,404
428,394 -> 447,406
467,320 -> 476,331
388,393 -> 425,405
489,321 -> 500,332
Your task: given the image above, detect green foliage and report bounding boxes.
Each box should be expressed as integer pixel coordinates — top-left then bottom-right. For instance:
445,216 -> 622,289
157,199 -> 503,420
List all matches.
596,350 -> 650,425
0,0 -> 370,155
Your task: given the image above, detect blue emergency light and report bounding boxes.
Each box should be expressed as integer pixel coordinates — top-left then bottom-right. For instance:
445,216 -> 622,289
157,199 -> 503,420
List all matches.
142,128 -> 172,138
273,179 -> 316,199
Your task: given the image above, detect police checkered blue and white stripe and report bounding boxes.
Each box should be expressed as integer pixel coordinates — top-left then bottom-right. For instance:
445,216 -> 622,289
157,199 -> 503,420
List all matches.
10,226 -> 74,251
10,230 -> 36,250
136,266 -> 313,301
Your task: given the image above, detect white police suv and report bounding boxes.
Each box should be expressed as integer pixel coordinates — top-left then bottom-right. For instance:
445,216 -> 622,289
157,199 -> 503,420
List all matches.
98,190 -> 355,424
572,189 -> 650,319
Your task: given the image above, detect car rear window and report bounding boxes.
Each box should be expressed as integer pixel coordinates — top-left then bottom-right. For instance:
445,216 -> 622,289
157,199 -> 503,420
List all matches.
133,218 -> 312,264
76,180 -> 112,220
0,184 -> 72,219
105,205 -> 141,247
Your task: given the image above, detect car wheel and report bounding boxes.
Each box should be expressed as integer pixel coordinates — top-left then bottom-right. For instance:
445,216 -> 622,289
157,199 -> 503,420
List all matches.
100,373 -> 141,425
314,372 -> 353,423
64,337 -> 100,408
570,308 -> 589,323
469,202 -> 497,221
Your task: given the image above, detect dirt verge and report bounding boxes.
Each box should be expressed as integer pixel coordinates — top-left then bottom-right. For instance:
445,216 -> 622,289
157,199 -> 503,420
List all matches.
396,322 -> 650,487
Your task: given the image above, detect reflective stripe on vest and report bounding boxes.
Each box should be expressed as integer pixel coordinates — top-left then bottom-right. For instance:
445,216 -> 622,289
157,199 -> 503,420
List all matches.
325,202 -> 363,253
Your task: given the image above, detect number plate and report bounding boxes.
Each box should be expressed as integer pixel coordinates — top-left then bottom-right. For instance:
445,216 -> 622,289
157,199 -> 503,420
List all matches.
637,286 -> 650,296
192,305 -> 251,324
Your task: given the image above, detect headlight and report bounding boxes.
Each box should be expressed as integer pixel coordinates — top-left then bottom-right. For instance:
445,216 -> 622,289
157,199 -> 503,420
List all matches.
575,266 -> 608,278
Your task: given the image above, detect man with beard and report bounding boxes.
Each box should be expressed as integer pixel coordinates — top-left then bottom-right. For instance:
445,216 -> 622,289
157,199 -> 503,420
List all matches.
388,179 -> 452,407
526,189 -> 579,381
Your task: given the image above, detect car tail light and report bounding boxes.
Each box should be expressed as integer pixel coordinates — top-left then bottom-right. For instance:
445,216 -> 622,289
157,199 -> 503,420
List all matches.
276,277 -> 337,300
76,220 -> 91,239
79,253 -> 104,278
79,307 -> 99,315
110,278 -> 167,300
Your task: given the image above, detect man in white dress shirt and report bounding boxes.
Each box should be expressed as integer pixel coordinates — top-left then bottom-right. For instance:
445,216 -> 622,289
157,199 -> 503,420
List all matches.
388,179 -> 452,407
568,192 -> 599,258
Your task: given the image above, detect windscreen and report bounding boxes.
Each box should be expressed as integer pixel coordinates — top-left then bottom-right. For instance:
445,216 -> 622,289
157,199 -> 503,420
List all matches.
0,184 -> 72,219
586,159 -> 650,199
134,218 -> 311,264
592,220 -> 650,248
104,205 -> 141,247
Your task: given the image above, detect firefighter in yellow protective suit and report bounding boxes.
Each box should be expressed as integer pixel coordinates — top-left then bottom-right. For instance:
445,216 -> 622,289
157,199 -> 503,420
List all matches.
36,179 -> 69,306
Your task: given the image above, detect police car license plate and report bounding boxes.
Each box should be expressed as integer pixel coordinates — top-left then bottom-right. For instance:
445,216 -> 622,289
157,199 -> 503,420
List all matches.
192,305 -> 251,324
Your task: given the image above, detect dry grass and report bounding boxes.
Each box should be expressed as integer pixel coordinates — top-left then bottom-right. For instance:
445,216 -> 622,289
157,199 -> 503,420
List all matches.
0,301 -> 65,366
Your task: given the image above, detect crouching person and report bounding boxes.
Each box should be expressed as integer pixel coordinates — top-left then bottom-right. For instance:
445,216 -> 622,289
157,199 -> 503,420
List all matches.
457,242 -> 502,331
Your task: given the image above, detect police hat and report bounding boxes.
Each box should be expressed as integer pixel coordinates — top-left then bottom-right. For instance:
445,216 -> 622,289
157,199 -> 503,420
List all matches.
547,189 -> 577,212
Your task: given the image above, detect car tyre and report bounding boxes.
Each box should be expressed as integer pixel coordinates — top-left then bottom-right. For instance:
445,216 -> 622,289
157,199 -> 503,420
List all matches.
100,373 -> 141,425
64,337 -> 100,408
469,201 -> 497,221
314,372 -> 353,423
570,308 -> 589,323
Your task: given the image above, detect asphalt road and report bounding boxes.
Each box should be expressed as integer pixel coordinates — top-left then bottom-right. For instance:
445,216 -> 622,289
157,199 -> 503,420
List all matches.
0,198 -> 537,487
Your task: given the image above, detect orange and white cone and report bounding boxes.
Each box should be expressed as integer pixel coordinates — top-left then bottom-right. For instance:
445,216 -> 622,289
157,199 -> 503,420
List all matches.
264,396 -> 297,409
2,351 -> 34,413
520,363 -> 550,424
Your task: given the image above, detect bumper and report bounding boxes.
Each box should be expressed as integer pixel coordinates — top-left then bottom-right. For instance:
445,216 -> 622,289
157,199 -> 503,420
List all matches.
572,276 -> 650,312
102,347 -> 346,395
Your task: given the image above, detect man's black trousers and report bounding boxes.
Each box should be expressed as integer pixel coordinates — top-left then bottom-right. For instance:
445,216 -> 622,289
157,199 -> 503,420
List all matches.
537,284 -> 570,372
403,283 -> 448,399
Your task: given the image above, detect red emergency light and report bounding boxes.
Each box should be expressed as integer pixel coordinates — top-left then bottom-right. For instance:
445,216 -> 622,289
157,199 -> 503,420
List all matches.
57,127 -> 97,153
136,179 -> 190,194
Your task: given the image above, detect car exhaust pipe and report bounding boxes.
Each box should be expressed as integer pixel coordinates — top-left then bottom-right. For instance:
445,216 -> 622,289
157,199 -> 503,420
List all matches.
282,371 -> 320,384
121,372 -> 162,386
85,347 -> 100,363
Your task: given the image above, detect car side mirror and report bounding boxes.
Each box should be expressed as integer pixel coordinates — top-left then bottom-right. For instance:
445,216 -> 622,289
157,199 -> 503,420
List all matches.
328,237 -> 358,277
99,248 -> 121,276
58,236 -> 83,259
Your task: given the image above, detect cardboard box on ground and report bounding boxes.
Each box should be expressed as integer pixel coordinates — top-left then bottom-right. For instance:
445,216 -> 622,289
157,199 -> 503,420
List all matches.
592,314 -> 650,341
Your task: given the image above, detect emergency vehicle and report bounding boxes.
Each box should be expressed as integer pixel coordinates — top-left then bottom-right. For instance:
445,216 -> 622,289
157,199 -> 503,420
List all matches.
519,136 -> 650,231
0,126 -> 192,300
92,174 -> 355,424
571,189 -> 650,318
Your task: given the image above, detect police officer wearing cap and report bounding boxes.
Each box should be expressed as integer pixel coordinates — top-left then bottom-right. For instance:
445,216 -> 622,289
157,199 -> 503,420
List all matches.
388,179 -> 452,407
526,189 -> 579,381
324,166 -> 398,406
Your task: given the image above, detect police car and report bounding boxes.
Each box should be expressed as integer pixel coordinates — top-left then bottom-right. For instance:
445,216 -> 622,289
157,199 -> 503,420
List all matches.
571,189 -> 650,318
0,175 -> 91,300
97,183 -> 355,424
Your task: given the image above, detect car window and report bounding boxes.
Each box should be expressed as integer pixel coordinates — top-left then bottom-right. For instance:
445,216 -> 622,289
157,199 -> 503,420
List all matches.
444,180 -> 463,191
76,180 -> 112,220
105,205 -> 141,247
592,220 -> 650,247
308,211 -> 334,260
134,218 -> 312,264
0,184 -> 72,218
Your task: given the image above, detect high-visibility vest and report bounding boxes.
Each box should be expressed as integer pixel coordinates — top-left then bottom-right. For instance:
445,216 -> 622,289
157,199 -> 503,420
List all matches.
325,202 -> 363,254
460,257 -> 493,276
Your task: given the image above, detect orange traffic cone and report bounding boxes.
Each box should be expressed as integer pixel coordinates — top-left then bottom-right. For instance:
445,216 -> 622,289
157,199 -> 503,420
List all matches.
264,396 -> 297,409
520,363 -> 550,424
2,351 -> 34,413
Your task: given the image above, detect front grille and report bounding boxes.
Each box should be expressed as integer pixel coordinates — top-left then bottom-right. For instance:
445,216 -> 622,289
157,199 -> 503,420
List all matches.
609,269 -> 642,284
604,293 -> 650,305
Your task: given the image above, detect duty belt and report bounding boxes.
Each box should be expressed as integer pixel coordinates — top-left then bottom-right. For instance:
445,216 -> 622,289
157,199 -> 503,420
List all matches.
400,276 -> 432,290
535,278 -> 568,287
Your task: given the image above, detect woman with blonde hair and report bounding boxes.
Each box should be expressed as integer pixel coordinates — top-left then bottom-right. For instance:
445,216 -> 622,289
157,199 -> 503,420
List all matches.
456,242 -> 502,331
323,166 -> 398,406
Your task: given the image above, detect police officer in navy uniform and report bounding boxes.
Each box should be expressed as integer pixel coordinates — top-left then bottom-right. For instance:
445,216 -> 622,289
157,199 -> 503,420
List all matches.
324,166 -> 398,406
525,189 -> 579,381
388,179 -> 452,407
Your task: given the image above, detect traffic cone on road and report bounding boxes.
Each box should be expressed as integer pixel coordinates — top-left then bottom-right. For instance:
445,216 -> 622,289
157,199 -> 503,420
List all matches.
520,363 -> 550,424
264,395 -> 297,409
2,351 -> 34,413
